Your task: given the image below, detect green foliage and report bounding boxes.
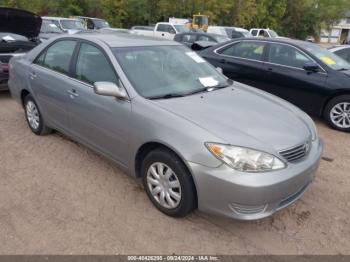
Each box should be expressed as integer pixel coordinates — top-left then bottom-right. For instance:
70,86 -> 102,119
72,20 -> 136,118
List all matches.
1,0 -> 350,39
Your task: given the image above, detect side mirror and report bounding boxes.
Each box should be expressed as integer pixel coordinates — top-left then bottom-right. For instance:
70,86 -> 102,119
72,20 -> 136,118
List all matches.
303,62 -> 320,72
216,67 -> 223,74
169,29 -> 176,34
93,81 -> 127,99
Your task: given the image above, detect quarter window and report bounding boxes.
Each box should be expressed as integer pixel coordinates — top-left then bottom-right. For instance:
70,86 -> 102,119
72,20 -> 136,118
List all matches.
35,40 -> 76,75
220,41 -> 266,61
75,43 -> 118,85
268,43 -> 312,69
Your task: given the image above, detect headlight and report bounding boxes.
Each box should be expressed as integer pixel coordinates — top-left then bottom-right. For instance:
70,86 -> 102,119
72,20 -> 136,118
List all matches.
205,143 -> 286,172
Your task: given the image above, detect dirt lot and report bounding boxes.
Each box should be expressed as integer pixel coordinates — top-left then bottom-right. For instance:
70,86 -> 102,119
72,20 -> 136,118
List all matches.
0,91 -> 349,255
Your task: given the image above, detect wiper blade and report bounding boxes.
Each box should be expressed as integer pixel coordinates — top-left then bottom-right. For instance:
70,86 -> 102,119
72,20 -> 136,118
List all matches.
185,83 -> 230,96
338,68 -> 350,71
148,93 -> 185,100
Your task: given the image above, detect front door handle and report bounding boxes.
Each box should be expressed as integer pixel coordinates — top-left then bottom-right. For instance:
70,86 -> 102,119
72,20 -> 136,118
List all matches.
29,72 -> 37,80
219,58 -> 226,64
67,89 -> 79,98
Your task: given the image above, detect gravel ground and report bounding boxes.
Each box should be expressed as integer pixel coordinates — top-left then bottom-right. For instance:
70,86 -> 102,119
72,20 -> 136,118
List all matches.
0,91 -> 349,255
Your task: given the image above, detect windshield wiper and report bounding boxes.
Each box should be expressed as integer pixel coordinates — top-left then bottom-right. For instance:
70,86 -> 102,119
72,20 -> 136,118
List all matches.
337,68 -> 350,71
185,82 -> 231,96
148,93 -> 185,100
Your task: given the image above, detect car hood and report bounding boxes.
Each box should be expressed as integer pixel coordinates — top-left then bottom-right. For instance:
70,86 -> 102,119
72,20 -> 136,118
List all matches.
154,83 -> 311,152
0,8 -> 42,39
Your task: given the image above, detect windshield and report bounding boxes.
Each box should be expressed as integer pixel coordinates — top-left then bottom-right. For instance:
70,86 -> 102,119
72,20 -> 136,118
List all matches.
268,30 -> 278,37
94,19 -> 110,28
300,43 -> 350,70
60,20 -> 84,30
113,45 -> 228,99
174,25 -> 189,33
41,21 -> 63,33
242,31 -> 252,37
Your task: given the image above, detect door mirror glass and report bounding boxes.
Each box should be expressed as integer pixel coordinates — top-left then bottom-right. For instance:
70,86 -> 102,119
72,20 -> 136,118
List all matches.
169,29 -> 176,34
93,81 -> 127,98
303,62 -> 320,72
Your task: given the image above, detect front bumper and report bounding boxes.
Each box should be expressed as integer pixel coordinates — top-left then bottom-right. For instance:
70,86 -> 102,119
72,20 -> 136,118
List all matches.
0,63 -> 9,91
188,138 -> 323,220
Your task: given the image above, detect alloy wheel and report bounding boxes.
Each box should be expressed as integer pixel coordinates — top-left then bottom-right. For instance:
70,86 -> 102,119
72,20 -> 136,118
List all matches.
330,102 -> 350,129
146,162 -> 182,209
26,101 -> 40,130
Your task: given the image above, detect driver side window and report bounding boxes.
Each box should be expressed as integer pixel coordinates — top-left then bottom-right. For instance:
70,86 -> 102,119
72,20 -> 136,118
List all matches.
75,43 -> 118,85
268,43 -> 312,69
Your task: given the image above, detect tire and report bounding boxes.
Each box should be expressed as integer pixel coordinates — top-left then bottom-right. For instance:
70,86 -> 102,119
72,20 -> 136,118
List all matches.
141,148 -> 196,218
24,94 -> 52,135
324,95 -> 350,132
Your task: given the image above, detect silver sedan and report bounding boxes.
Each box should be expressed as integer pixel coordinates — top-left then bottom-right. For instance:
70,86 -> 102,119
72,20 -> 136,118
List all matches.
8,34 -> 323,220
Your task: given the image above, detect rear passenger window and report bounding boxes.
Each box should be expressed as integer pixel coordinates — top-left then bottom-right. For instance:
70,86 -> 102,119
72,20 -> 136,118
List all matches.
35,40 -> 76,75
75,43 -> 118,85
220,41 -> 266,61
251,30 -> 258,36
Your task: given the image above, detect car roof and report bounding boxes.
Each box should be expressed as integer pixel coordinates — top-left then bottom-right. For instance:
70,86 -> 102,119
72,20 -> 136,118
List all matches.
231,37 -> 314,47
43,17 -> 80,21
329,45 -> 350,51
74,16 -> 106,21
176,32 -> 226,37
60,33 -> 181,47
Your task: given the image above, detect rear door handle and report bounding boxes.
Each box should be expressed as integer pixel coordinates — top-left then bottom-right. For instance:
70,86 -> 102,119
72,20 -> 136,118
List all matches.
67,89 -> 79,98
219,59 -> 226,64
266,67 -> 273,71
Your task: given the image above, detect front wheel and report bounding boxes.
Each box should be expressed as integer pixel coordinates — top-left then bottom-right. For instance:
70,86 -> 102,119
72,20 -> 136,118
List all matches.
24,94 -> 52,135
324,95 -> 350,132
141,148 -> 196,218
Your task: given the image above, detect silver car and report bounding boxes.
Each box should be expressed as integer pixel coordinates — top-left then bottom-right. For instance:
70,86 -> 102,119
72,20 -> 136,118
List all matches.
8,34 -> 323,220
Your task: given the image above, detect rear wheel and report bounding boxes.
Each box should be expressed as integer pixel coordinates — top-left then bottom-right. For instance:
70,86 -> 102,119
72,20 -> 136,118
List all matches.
141,148 -> 196,218
24,94 -> 52,135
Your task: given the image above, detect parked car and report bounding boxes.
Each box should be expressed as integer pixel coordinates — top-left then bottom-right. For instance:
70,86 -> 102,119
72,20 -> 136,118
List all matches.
207,26 -> 252,39
329,45 -> 350,63
73,16 -> 110,30
39,19 -> 65,41
42,17 -> 84,34
131,22 -> 189,40
174,32 -> 230,49
0,7 -> 42,90
200,38 -> 350,132
9,34 -> 322,220
250,28 -> 279,38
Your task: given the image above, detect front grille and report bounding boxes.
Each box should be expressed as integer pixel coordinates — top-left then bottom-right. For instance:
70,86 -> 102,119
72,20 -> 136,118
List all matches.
279,141 -> 310,163
0,55 -> 13,63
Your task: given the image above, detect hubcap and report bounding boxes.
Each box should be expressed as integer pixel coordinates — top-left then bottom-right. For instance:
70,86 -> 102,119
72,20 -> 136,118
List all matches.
146,162 -> 181,209
330,102 -> 350,129
26,101 -> 40,130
